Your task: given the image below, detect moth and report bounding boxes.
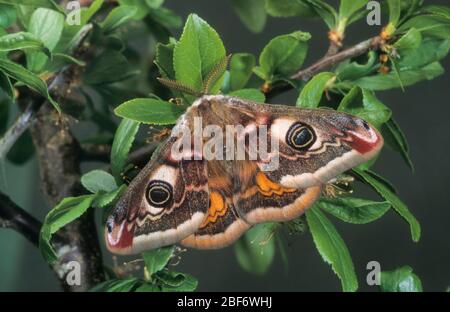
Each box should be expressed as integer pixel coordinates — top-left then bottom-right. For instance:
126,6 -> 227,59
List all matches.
106,95 -> 383,255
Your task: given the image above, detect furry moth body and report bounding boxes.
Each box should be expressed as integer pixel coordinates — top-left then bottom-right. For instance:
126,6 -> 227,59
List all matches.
106,95 -> 383,255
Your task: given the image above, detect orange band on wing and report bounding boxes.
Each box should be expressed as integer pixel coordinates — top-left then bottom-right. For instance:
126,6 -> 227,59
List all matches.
255,172 -> 296,196
199,191 -> 227,229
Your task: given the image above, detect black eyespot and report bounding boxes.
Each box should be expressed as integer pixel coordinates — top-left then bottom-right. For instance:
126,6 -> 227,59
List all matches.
146,180 -> 173,208
286,122 -> 316,151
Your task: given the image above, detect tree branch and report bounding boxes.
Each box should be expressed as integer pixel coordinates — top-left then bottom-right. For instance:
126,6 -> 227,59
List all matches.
266,36 -> 382,99
291,37 -> 381,80
0,190 -> 102,291
0,192 -> 41,247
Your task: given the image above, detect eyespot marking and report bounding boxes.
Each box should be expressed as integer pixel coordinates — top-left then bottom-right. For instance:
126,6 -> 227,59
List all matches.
286,122 -> 316,151
146,180 -> 173,208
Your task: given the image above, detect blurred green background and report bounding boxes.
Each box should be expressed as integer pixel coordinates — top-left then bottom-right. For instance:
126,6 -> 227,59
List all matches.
1,0 -> 449,291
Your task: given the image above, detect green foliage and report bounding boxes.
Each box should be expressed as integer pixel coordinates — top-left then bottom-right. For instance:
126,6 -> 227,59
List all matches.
143,246 -> 175,276
234,223 -> 277,275
381,118 -> 414,170
40,195 -> 95,263
353,169 -> 421,242
83,50 -> 137,85
0,58 -> 60,111
114,98 -> 184,124
338,87 -> 392,129
306,206 -> 358,292
26,8 -> 64,73
319,197 -> 391,224
254,31 -> 311,82
297,72 -> 335,108
93,246 -> 198,292
0,4 -> 16,28
0,0 -> 60,11
229,88 -> 265,102
81,170 -> 118,194
101,6 -> 138,34
173,14 -> 226,101
231,0 -> 267,33
228,53 -> 256,91
265,0 -> 316,18
110,119 -> 140,182
380,266 -> 423,292
0,32 -> 49,55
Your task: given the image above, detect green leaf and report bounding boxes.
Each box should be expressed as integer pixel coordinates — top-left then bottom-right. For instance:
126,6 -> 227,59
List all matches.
229,53 -> 256,91
143,245 -> 175,276
26,8 -> 64,73
234,223 -> 276,275
296,72 -> 335,108
336,51 -> 378,81
90,278 -> 142,292
319,197 -> 391,224
0,58 -> 60,112
101,6 -> 138,34
40,195 -> 95,263
81,170 -> 118,194
92,184 -> 126,208
0,4 -> 16,28
157,271 -> 198,292
110,119 -> 140,182
387,0 -> 401,32
52,53 -> 86,67
231,0 -> 267,33
381,118 -> 413,170
380,266 -> 423,292
155,41 -> 175,79
173,14 -> 226,101
352,62 -> 445,91
82,0 -> 105,24
83,50 -> 136,85
398,38 -> 450,70
229,88 -> 265,103
148,7 -> 182,30
305,206 -> 358,292
0,70 -> 13,99
398,15 -> 450,40
394,28 -> 422,51
420,5 -> 450,22
162,274 -> 198,292
146,0 -> 164,9
0,32 -> 49,55
303,0 -> 338,29
0,0 -> 61,11
114,98 -> 184,125
353,168 -> 421,242
135,283 -> 161,292
337,87 -> 391,129
339,0 -> 368,20
265,0 -> 316,17
256,31 -> 311,82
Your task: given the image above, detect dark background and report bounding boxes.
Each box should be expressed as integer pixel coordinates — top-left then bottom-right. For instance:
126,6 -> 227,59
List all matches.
1,0 -> 449,291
